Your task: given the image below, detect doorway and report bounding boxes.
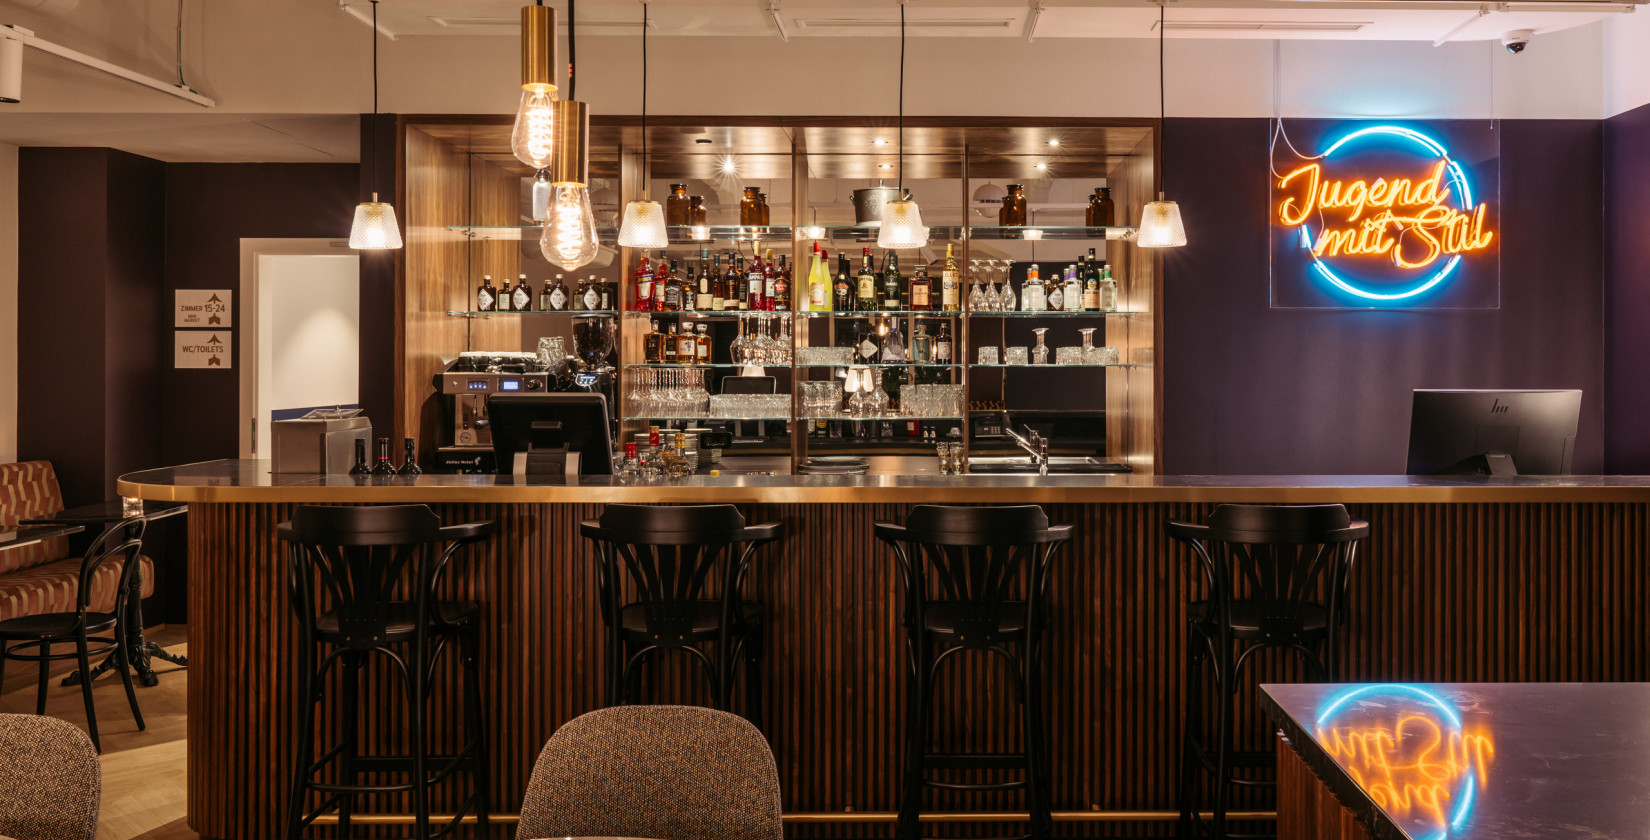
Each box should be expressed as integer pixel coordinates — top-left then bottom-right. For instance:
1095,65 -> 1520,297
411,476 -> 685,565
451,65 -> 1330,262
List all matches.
238,239 -> 360,458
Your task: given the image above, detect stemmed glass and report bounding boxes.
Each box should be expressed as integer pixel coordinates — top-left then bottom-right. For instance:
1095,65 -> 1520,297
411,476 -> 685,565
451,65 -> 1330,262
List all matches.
999,260 -> 1017,312
730,315 -> 748,365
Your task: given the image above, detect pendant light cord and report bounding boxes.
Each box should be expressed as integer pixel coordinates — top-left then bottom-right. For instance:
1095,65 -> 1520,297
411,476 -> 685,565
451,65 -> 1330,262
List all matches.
1158,1 -> 1165,191
897,2 -> 905,195
370,0 -> 379,196
641,2 -> 648,174
568,0 -> 576,100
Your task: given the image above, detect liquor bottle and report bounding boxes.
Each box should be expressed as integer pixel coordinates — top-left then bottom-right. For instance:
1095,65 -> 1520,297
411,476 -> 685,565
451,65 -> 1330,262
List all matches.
371,437 -> 397,476
662,260 -> 683,311
633,256 -> 654,311
599,280 -> 613,311
398,437 -> 422,476
476,274 -> 498,312
911,323 -> 933,364
654,258 -> 670,312
676,324 -> 697,365
664,323 -> 679,364
348,439 -> 370,476
582,275 -> 602,311
746,251 -> 766,311
1023,264 -> 1047,311
724,254 -> 741,311
883,319 -> 908,363
856,248 -> 878,312
1047,269 -> 1065,311
512,274 -> 533,312
696,249 -> 714,311
854,320 -> 881,364
497,276 -> 514,312
619,441 -> 642,479
709,252 -> 725,311
834,253 -> 853,312
539,277 -> 555,312
680,261 -> 697,313
934,322 -> 954,365
762,249 -> 778,311
1064,268 -> 1083,313
908,264 -> 932,311
941,244 -> 961,311
542,274 -> 565,311
1100,265 -> 1118,312
734,256 -> 750,310
808,244 -> 829,312
570,275 -> 589,311
1083,263 -> 1101,311
644,319 -> 663,363
881,252 -> 903,311
696,323 -> 711,364
772,254 -> 790,311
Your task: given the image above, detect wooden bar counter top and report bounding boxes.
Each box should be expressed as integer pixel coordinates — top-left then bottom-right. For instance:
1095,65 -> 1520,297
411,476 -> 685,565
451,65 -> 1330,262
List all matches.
121,460 -> 1650,839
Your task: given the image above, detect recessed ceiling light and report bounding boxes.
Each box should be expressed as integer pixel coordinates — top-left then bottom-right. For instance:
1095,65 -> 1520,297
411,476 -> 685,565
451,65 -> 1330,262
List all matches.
873,138 -> 888,147
1047,139 -> 1060,147
1036,163 -> 1048,171
721,156 -> 738,173
879,163 -> 893,170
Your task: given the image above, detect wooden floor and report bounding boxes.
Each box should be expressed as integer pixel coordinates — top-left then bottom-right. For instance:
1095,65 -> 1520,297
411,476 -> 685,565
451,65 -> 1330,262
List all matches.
0,626 -> 195,840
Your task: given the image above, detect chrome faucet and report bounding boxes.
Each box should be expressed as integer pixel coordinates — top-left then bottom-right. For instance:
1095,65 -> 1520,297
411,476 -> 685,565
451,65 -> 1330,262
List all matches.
1004,425 -> 1050,476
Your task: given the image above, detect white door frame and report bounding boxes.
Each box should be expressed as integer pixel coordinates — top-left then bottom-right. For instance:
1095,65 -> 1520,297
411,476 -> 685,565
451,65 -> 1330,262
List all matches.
237,237 -> 356,458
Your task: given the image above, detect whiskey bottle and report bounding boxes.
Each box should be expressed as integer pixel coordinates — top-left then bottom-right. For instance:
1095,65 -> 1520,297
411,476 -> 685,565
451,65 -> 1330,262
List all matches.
676,324 -> 698,365
726,254 -> 743,311
908,264 -> 932,311
695,323 -> 711,364
548,274 -> 570,311
654,258 -> 671,312
497,276 -> 514,312
582,275 -> 602,311
644,319 -> 664,363
634,256 -> 654,312
663,323 -> 679,364
398,437 -> 422,476
834,253 -> 853,312
512,274 -> 533,312
680,262 -> 697,313
662,260 -> 683,311
941,244 -> 961,311
882,252 -> 903,311
371,437 -> 397,476
773,254 -> 790,311
709,252 -> 725,311
476,274 -> 498,312
696,249 -> 714,311
856,247 -> 878,312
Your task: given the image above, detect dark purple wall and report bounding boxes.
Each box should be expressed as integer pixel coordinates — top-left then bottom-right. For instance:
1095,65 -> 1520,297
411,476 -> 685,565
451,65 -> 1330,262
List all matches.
161,163 -> 358,466
1161,118 -> 1605,475
1605,102 -> 1650,474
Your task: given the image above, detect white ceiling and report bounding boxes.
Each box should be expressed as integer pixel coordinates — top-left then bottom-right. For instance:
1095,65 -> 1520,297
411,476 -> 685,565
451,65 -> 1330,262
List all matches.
0,114 -> 359,162
345,0 -> 1642,43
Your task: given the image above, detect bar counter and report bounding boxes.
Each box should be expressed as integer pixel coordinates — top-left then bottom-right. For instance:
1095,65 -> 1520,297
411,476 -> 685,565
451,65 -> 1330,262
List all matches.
119,460 -> 1650,840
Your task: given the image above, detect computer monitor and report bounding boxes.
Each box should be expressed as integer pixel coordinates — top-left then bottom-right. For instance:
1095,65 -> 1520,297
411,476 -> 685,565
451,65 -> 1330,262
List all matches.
487,392 -> 614,476
1405,389 -> 1581,476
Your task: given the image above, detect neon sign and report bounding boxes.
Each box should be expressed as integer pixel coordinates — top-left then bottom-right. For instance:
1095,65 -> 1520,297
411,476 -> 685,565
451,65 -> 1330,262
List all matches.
1270,122 -> 1501,308
1314,684 -> 1495,840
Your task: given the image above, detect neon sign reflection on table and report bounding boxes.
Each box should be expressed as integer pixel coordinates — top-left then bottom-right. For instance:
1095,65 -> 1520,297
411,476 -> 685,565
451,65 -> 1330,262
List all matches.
1313,684 -> 1495,839
1275,126 -> 1495,302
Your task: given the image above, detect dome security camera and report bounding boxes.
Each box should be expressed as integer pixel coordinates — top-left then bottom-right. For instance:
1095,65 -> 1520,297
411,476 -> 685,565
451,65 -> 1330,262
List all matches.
1502,29 -> 1534,54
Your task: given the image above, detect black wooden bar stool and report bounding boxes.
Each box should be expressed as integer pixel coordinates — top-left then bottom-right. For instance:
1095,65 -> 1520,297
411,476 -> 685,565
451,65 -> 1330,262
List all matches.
1166,504 -> 1368,840
874,505 -> 1074,840
580,504 -> 782,723
279,504 -> 496,840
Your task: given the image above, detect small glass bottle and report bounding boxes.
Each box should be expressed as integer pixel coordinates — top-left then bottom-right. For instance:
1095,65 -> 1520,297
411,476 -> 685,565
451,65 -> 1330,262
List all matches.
1047,271 -> 1065,311
1064,268 -> 1083,313
664,324 -> 679,364
668,433 -> 693,479
696,323 -> 711,364
581,275 -> 603,311
740,187 -> 761,225
665,183 -> 691,226
911,324 -> 933,364
676,325 -> 697,366
1000,184 -> 1027,227
398,437 -> 422,476
548,274 -> 570,311
1022,264 -> 1046,312
476,274 -> 498,312
1031,328 -> 1049,365
934,322 -> 954,365
908,265 -> 933,311
512,274 -> 533,312
644,319 -> 663,364
619,441 -> 642,479
371,437 -> 397,475
1095,187 -> 1116,227
348,439 -> 370,476
497,276 -> 514,312
1100,266 -> 1118,312
688,195 -> 708,226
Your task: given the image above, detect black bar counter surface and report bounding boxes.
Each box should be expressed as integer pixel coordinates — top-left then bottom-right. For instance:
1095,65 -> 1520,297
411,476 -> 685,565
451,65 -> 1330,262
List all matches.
1262,682 -> 1650,840
119,459 -> 1650,504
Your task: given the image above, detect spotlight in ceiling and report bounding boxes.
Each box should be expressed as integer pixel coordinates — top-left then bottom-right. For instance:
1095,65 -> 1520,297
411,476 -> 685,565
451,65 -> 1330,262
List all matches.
1047,138 -> 1060,147
873,137 -> 887,147
720,156 -> 738,174
1035,162 -> 1048,171
879,163 -> 893,170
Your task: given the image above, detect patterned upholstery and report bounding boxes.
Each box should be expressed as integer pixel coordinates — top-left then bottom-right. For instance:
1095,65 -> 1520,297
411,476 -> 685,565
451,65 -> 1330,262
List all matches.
0,461 -> 68,575
0,713 -> 101,840
0,554 -> 156,623
517,705 -> 783,840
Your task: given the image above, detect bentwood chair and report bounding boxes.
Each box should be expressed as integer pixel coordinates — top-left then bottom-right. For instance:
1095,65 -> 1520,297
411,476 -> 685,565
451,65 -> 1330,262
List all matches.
580,504 -> 782,722
279,504 -> 496,840
0,713 -> 101,840
1166,504 -> 1368,840
517,705 -> 782,840
0,521 -> 147,753
874,505 -> 1075,840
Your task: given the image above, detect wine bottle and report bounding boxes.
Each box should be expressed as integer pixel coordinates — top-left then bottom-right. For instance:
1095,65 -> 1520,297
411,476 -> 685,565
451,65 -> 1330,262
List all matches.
882,252 -> 903,311
370,437 -> 397,476
834,253 -> 852,312
348,438 -> 370,476
399,437 -> 422,476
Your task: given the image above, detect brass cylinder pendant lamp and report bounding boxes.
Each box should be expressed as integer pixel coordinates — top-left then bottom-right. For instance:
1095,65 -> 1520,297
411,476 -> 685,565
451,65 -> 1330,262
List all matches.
511,4 -> 558,170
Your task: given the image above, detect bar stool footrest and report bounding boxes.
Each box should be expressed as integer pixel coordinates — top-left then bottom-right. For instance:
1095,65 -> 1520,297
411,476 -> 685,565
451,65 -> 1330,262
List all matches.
923,752 -> 1029,770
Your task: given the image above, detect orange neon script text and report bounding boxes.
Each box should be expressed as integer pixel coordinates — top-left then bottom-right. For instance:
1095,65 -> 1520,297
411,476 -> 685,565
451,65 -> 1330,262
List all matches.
1276,162 -> 1494,269
1317,715 -> 1495,829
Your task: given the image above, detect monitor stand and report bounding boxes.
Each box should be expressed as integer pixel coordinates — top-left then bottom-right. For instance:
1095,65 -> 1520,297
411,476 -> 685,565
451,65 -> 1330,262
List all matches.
1441,452 -> 1518,476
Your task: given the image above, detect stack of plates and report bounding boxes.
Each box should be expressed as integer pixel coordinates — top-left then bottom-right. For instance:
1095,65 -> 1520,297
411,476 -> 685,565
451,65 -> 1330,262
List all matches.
800,456 -> 869,475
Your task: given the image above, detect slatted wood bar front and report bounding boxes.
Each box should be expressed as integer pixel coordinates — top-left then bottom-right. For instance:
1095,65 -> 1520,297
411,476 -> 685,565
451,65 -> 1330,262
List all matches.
120,464 -> 1650,840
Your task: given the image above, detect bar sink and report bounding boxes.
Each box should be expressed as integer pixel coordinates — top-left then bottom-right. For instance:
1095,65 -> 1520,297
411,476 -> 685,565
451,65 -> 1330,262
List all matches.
966,456 -> 1130,475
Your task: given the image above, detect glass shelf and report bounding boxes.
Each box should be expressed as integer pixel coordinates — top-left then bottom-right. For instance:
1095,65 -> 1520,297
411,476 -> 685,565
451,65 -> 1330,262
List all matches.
797,309 -> 964,318
970,363 -> 1142,368
622,309 -> 788,319
969,310 -> 1136,317
797,362 -> 962,369
446,225 -> 792,243
822,225 -> 1134,242
623,363 -> 751,369
801,415 -> 963,422
447,309 -> 618,317
621,416 -> 791,422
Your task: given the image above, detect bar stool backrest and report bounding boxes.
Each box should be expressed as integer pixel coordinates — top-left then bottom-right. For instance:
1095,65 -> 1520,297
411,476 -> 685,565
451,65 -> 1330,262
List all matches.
580,505 -> 781,645
876,505 -> 1074,644
0,713 -> 100,840
278,504 -> 445,651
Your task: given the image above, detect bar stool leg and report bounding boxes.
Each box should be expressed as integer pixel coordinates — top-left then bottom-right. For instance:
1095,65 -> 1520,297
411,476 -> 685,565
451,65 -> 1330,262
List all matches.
1021,645 -> 1051,840
1211,641 -> 1236,840
287,644 -> 318,840
35,640 -> 50,716
406,644 -> 430,840
461,628 -> 491,836
896,632 -> 929,840
743,629 -> 763,730
338,654 -> 359,834
1178,638 -> 1205,840
112,629 -> 144,730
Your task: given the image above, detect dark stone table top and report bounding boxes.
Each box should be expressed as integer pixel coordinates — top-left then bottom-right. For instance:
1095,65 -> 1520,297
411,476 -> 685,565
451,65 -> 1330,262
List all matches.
1262,682 -> 1650,840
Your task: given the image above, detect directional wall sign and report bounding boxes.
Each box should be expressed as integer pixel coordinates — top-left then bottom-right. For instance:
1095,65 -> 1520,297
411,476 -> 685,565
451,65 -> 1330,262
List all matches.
176,289 -> 232,327
175,331 -> 231,369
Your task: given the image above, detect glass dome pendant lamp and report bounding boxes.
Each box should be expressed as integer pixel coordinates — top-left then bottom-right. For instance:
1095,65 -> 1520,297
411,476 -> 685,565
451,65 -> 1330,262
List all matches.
1137,2 -> 1188,248
877,2 -> 929,251
348,0 -> 402,251
616,2 -> 669,250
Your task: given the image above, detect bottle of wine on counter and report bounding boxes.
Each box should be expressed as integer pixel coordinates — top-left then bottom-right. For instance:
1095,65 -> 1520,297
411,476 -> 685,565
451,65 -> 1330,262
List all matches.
664,323 -> 679,364
371,437 -> 397,476
696,250 -> 714,311
644,319 -> 663,363
856,248 -> 878,312
834,253 -> 853,312
582,275 -> 602,311
547,274 -> 570,311
399,437 -> 421,476
512,274 -> 533,312
349,439 -> 370,476
882,252 -> 903,311
634,256 -> 654,311
908,264 -> 932,311
941,244 -> 961,311
476,274 -> 498,312
497,276 -> 514,312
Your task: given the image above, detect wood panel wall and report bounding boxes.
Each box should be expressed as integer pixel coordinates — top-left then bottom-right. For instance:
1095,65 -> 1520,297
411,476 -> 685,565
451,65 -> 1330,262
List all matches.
187,500 -> 1650,839
1105,132 -> 1161,474
1275,739 -> 1376,840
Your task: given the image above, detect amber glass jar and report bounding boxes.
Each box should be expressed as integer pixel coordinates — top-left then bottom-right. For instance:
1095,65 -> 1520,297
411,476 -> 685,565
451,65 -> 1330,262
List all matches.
688,195 -> 708,226
757,192 -> 771,226
740,187 -> 761,225
1092,187 -> 1116,227
665,183 -> 690,226
1000,184 -> 1027,227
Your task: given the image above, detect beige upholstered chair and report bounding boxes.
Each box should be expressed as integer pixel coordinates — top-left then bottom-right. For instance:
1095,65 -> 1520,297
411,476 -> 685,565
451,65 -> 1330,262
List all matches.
517,705 -> 782,840
0,713 -> 101,840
